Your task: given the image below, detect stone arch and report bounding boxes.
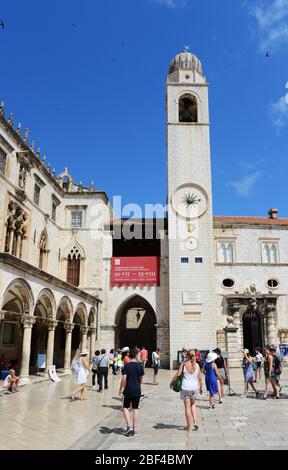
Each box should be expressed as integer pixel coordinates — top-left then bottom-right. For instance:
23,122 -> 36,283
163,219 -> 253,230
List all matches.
88,307 -> 96,327
178,92 -> 199,123
1,277 -> 34,313
53,296 -> 73,368
115,295 -> 157,362
73,302 -> 88,326
71,302 -> 87,357
0,278 -> 34,373
57,296 -> 74,322
34,288 -> 56,319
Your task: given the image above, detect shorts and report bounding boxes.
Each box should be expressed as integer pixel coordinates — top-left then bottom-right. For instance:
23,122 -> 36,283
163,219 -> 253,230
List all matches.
180,389 -> 197,400
218,368 -> 226,380
152,364 -> 159,375
123,396 -> 140,409
256,362 -> 261,368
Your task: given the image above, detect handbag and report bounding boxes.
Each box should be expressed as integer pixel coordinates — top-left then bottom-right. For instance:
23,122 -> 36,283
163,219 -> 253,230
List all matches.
172,372 -> 184,393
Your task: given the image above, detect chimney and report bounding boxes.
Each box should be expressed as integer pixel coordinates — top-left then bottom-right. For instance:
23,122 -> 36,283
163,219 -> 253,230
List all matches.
268,208 -> 278,219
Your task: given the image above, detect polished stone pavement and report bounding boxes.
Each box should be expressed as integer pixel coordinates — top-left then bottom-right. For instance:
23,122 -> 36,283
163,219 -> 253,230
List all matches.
0,367 -> 287,450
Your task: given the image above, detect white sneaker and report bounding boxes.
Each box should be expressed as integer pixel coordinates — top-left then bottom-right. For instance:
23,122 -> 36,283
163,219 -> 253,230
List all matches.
92,385 -> 96,389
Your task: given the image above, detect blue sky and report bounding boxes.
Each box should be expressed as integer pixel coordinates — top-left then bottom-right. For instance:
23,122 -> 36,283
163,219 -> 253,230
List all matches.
0,0 -> 288,217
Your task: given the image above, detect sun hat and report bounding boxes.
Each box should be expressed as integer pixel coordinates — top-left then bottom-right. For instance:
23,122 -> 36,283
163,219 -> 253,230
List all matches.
206,352 -> 217,363
242,348 -> 249,354
121,346 -> 130,352
80,349 -> 89,356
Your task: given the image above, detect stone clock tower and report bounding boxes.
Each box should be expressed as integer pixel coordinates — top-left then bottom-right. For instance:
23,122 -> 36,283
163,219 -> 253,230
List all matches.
167,50 -> 216,368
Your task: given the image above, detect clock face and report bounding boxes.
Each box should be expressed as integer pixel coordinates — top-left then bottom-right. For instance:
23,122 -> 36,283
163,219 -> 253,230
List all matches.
184,236 -> 198,251
171,183 -> 208,219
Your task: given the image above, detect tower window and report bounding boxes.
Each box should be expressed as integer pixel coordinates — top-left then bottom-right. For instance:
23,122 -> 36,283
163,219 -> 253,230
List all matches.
0,147 -> 7,174
179,94 -> 198,123
267,279 -> 279,289
33,184 -> 41,206
71,211 -> 83,228
181,257 -> 189,264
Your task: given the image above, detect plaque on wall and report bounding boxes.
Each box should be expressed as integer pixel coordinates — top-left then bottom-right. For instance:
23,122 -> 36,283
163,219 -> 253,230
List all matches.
182,291 -> 202,305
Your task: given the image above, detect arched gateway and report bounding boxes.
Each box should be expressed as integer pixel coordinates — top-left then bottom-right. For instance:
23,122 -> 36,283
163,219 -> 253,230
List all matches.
115,296 -> 157,363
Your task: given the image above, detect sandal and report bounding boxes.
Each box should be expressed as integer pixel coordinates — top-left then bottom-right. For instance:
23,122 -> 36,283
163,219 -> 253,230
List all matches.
184,426 -> 192,432
261,395 -> 267,400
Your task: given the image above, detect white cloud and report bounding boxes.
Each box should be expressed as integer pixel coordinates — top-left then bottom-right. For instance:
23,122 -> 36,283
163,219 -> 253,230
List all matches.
250,0 -> 288,51
148,0 -> 187,8
227,171 -> 264,197
270,81 -> 288,130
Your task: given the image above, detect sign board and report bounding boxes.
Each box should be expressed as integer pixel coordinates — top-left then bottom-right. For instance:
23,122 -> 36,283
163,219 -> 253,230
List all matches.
279,344 -> 288,360
37,354 -> 46,369
48,365 -> 61,382
111,257 -> 160,287
182,291 -> 202,305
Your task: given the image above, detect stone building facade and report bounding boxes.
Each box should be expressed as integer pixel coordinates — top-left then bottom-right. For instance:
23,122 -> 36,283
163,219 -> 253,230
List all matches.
1,52 -> 288,377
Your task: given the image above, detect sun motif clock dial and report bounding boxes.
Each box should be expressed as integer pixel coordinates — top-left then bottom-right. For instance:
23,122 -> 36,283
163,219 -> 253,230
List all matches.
171,183 -> 208,219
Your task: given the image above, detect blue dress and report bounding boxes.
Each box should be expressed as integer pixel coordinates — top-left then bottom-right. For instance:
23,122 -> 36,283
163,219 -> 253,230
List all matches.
242,357 -> 254,382
204,361 -> 218,395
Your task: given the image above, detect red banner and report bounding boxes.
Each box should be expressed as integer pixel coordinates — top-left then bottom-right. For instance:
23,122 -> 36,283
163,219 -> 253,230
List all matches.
111,257 -> 160,287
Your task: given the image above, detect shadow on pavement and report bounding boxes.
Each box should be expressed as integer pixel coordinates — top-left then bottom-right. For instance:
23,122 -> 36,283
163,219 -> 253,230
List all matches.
102,404 -> 123,410
99,426 -> 124,435
153,423 -> 183,430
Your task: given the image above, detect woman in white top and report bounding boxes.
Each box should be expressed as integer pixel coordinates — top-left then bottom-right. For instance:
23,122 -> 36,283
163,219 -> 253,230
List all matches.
70,350 -> 91,401
255,347 -> 263,383
170,349 -> 203,431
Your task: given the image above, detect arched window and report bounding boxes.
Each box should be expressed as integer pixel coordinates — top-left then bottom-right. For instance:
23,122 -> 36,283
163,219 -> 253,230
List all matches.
262,242 -> 278,263
217,241 -> 235,263
67,247 -> 81,286
179,94 -> 198,123
39,229 -> 48,270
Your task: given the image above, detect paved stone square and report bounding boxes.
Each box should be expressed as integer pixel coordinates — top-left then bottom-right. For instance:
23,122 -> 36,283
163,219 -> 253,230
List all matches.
0,368 -> 287,450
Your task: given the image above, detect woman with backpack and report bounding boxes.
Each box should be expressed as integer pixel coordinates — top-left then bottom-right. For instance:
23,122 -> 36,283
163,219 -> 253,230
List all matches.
170,349 -> 202,431
261,346 -> 273,399
70,350 -> 91,401
269,345 -> 281,399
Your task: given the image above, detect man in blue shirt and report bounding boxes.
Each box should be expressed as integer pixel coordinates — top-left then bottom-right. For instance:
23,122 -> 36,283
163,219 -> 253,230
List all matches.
119,348 -> 144,437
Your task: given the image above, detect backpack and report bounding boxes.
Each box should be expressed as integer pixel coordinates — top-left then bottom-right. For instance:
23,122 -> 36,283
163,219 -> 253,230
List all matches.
71,359 -> 80,374
273,355 -> 282,375
252,359 -> 257,371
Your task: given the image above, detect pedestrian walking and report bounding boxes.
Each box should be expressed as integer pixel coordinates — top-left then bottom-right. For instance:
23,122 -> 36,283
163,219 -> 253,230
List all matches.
121,347 -> 131,366
170,349 -> 203,431
70,350 -> 91,401
91,350 -> 100,390
214,348 -> 228,402
261,346 -> 273,399
242,349 -> 259,398
109,349 -> 117,375
269,345 -> 282,399
180,347 -> 188,363
140,346 -> 148,368
203,352 -> 221,409
116,349 -> 123,374
119,348 -> 144,437
254,347 -> 263,383
152,348 -> 160,385
97,349 -> 110,392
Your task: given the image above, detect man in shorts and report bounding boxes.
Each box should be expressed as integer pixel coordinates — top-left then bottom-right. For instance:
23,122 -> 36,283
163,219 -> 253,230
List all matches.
119,348 -> 144,437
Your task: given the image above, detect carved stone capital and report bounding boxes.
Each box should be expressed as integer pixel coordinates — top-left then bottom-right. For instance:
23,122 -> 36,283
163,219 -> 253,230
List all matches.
47,319 -> 58,331
21,315 -> 36,328
64,321 -> 74,334
80,325 -> 89,335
